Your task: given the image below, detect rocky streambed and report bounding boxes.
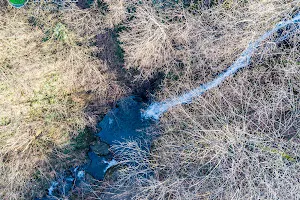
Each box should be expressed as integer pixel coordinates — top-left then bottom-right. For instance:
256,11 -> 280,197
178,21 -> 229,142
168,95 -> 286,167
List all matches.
36,11 -> 300,199
37,96 -> 155,199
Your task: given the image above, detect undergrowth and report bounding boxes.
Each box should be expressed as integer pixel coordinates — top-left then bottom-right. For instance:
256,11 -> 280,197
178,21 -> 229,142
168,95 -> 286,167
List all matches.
0,2 -> 126,198
1,0 -> 300,199
102,0 -> 300,199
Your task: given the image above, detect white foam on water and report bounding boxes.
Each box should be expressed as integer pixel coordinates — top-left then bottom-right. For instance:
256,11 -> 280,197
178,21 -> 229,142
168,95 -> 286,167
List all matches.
143,13 -> 300,120
48,181 -> 59,196
77,170 -> 85,179
103,159 -> 118,173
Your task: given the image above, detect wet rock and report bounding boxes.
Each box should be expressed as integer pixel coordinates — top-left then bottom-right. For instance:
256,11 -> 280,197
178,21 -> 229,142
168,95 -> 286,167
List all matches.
90,140 -> 110,156
35,197 -> 56,200
104,165 -> 123,182
76,0 -> 94,9
85,152 -> 116,180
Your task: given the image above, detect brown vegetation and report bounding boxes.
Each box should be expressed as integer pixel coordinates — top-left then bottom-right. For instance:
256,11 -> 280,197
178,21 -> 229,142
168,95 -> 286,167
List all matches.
106,0 -> 300,199
1,0 -> 300,199
0,2 -> 126,198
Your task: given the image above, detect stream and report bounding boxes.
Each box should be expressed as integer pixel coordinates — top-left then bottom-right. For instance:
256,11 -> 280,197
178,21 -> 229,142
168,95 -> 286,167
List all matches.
37,12 -> 300,200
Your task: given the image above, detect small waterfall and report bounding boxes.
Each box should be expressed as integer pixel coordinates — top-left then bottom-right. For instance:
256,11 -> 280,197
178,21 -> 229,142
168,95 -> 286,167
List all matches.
143,13 -> 300,120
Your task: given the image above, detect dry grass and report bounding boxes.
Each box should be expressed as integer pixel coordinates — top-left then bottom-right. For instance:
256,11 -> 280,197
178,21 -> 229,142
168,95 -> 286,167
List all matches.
119,0 -> 299,80
149,47 -> 300,199
108,36 -> 300,200
104,1 -> 300,199
0,2 -> 126,198
1,0 -> 300,199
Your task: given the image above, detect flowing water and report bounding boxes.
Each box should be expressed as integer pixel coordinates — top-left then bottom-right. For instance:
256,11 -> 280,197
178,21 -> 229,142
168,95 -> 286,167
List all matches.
143,13 -> 300,120
38,12 -> 300,199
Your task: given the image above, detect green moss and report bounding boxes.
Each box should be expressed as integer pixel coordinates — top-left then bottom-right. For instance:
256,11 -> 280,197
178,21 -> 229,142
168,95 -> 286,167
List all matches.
166,71 -> 180,81
32,170 -> 42,181
0,117 -> 11,126
44,112 -> 64,123
43,23 -> 70,43
113,25 -> 127,63
258,144 -> 296,162
71,128 -> 97,151
0,83 -> 8,92
97,0 -> 109,14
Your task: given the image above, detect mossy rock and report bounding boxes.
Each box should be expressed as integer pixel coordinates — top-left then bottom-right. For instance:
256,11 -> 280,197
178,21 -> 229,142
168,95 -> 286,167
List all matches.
90,141 -> 110,156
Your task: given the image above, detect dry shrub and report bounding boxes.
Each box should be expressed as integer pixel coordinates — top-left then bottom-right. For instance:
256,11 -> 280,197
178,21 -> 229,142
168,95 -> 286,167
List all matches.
59,0 -> 126,38
119,1 -> 188,79
104,0 -> 127,26
108,38 -> 300,199
0,6 -> 124,199
104,1 -> 300,199
119,0 -> 299,80
150,41 -> 300,199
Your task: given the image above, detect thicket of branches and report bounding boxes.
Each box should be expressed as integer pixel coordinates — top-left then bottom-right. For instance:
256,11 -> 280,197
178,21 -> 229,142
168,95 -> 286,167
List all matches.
103,0 -> 300,199
1,0 -> 300,199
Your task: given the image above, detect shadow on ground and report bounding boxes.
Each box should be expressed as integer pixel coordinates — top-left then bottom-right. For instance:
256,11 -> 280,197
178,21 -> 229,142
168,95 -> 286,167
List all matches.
32,26 -> 163,199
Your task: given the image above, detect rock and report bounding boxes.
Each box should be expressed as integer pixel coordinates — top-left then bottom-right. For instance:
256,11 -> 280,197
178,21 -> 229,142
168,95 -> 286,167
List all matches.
76,0 -> 94,9
85,152 -> 116,180
90,141 -> 110,156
